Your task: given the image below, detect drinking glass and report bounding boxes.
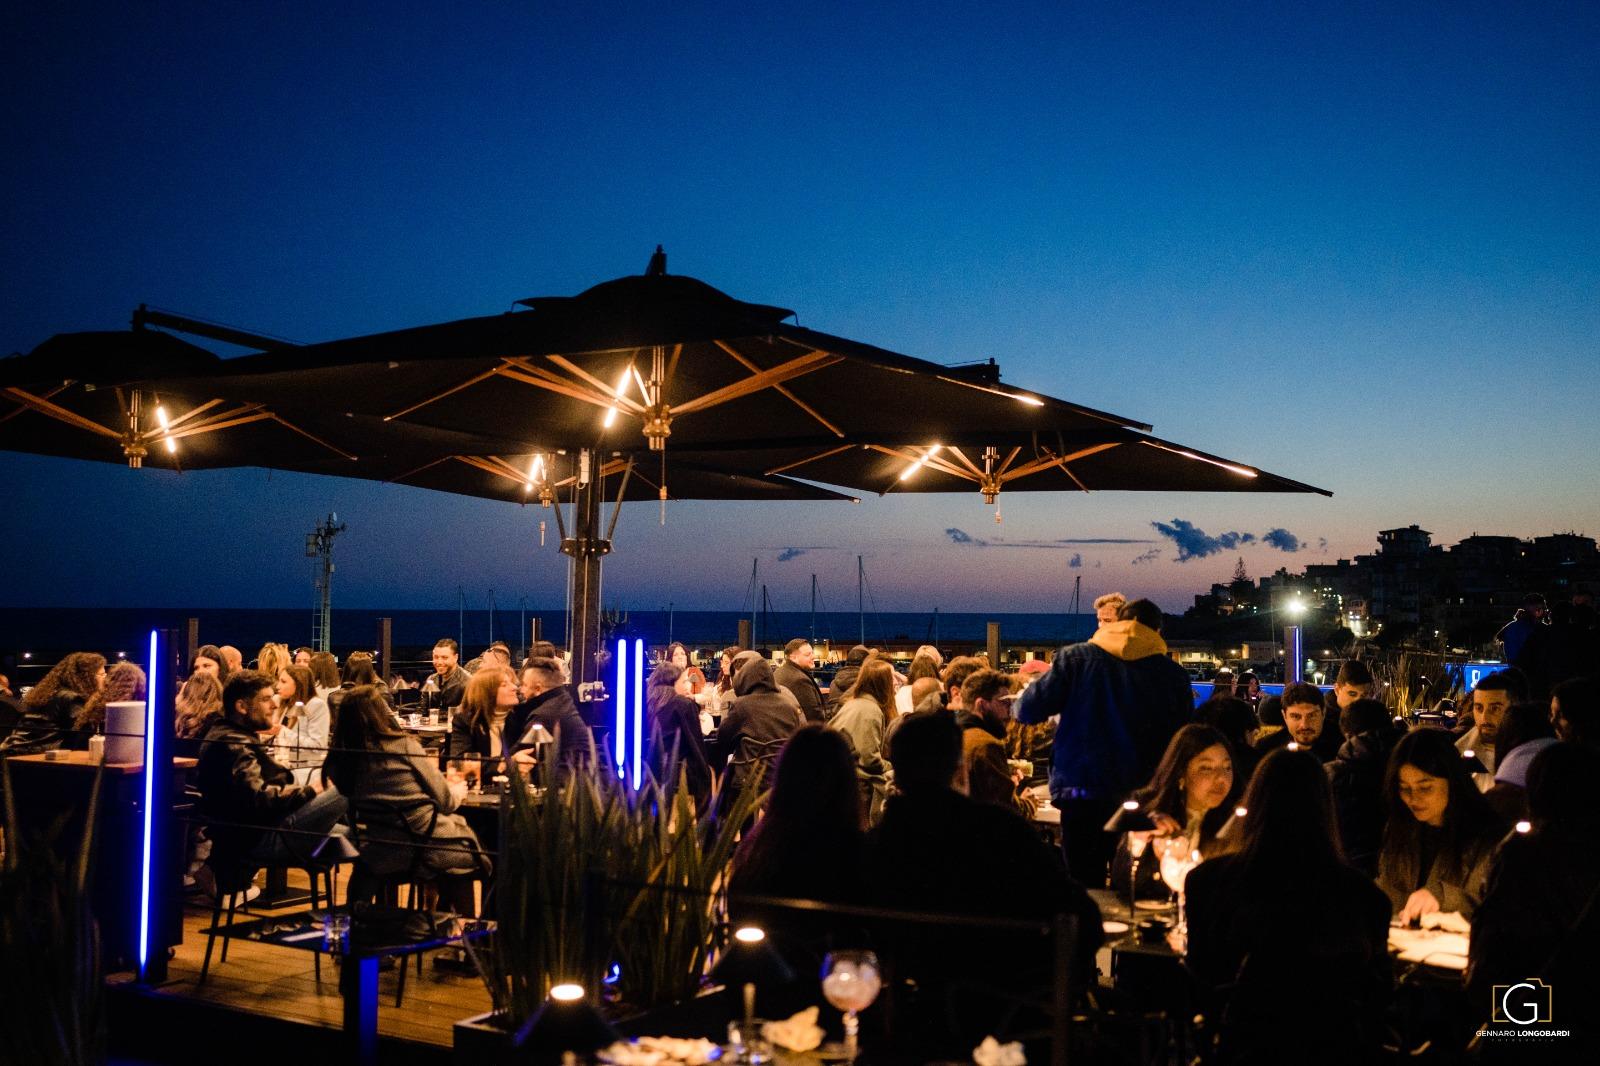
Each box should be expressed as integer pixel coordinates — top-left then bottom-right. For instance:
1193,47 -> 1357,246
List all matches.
323,910 -> 351,949
821,950 -> 881,1060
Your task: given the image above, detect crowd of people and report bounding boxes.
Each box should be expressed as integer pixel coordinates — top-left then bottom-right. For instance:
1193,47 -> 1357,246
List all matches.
3,592 -> 1598,1060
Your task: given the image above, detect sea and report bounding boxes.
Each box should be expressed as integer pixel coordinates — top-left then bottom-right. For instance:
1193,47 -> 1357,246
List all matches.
0,607 -> 1098,670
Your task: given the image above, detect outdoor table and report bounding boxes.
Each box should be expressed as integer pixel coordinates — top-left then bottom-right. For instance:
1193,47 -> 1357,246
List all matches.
206,905 -> 491,1066
4,750 -> 197,973
1387,924 -> 1469,973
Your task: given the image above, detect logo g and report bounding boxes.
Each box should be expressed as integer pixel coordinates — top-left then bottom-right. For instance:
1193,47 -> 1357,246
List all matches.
1492,978 -> 1553,1025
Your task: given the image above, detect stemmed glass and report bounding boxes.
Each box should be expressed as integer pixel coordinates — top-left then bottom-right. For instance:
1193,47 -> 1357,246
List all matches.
821,950 -> 881,1061
1158,843 -> 1201,944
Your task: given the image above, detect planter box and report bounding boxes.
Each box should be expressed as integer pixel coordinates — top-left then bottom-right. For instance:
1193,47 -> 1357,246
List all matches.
453,1010 -> 514,1065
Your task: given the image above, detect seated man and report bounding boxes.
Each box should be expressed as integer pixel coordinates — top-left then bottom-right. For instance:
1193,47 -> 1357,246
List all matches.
865,711 -> 1102,1050
420,638 -> 471,712
1457,670 -> 1522,787
196,671 -> 347,875
1258,681 -> 1341,762
955,669 -> 1029,815
1322,660 -> 1374,733
505,657 -> 590,774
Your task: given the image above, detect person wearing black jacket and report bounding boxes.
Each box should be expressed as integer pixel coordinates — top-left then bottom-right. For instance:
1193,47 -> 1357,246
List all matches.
1256,681 -> 1342,762
420,638 -> 471,715
645,662 -> 712,805
0,651 -> 105,756
774,638 -> 826,723
504,657 -> 591,776
717,655 -> 803,798
865,711 -> 1103,1055
1186,748 -> 1392,1066
1324,698 -> 1402,876
824,645 -> 871,714
196,670 -> 347,868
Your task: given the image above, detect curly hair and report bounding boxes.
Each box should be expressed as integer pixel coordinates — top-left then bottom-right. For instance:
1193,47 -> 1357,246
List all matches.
175,673 -> 224,739
25,652 -> 107,734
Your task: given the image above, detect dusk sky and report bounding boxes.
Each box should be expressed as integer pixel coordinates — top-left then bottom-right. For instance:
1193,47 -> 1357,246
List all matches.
4,2 -> 1597,617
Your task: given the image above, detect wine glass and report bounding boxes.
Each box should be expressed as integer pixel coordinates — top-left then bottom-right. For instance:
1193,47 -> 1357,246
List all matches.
821,950 -> 881,1061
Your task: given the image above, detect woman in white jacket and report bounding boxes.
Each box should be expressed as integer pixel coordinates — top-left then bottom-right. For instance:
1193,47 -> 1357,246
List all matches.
274,663 -> 330,784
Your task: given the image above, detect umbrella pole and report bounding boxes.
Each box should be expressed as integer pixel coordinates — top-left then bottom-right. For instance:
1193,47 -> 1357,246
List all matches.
561,449 -> 612,709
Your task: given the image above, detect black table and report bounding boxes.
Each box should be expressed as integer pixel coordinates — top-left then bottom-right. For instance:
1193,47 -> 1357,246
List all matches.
206,905 -> 491,1066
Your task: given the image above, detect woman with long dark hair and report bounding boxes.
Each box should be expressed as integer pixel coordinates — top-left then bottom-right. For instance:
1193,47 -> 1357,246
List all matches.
307,651 -> 340,698
1112,723 -> 1239,901
274,663 -> 330,779
1377,727 -> 1505,921
323,685 -> 486,915
730,725 -> 866,965
0,651 -> 106,755
1185,749 -> 1392,1065
645,662 -> 711,807
829,658 -> 897,822
192,645 -> 228,682
446,667 -> 520,773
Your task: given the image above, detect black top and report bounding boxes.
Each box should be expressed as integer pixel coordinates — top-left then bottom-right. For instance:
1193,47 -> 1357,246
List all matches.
504,685 -> 591,772
0,692 -> 90,756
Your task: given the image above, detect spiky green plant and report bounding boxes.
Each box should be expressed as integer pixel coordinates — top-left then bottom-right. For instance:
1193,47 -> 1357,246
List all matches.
472,728 -> 762,1026
0,762 -> 104,1066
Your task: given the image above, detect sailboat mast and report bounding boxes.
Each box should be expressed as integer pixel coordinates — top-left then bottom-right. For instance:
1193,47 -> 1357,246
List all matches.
857,555 -> 865,645
810,573 -> 817,644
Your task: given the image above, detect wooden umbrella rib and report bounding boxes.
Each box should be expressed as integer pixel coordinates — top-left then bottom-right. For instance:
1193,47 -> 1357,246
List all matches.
713,340 -> 845,437
500,363 -> 644,414
269,415 -> 359,460
537,354 -> 638,404
0,383 -> 76,427
944,445 -> 985,478
665,343 -> 683,383
457,454 -> 522,484
672,351 -> 842,415
160,397 -> 225,431
161,407 -> 272,441
764,443 -> 857,476
386,456 -> 451,485
864,443 -> 977,482
386,366 -> 503,421
1000,442 -> 1122,483
2,386 -> 121,439
996,446 -> 1023,476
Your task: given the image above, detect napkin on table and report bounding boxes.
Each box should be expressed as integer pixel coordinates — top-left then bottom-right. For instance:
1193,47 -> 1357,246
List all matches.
973,1035 -> 1027,1066
763,1006 -> 825,1052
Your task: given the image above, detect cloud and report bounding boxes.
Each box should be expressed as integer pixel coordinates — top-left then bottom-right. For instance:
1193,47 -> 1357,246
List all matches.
1132,548 -> 1162,565
1318,537 -> 1329,552
1262,528 -> 1302,553
1068,553 -> 1083,568
1151,519 -> 1256,562
776,547 -> 806,562
1054,537 -> 1157,545
945,527 -> 985,546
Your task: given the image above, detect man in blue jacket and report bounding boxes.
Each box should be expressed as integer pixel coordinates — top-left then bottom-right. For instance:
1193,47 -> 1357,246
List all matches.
1014,598 -> 1194,885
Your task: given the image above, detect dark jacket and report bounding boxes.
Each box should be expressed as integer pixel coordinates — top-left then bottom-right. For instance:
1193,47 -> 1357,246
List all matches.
865,788 -> 1104,1010
504,685 -> 591,772
824,647 -> 871,713
195,718 -> 316,860
773,660 -> 826,723
955,709 -> 1022,814
1468,828 -> 1600,1056
1255,716 -> 1341,763
716,657 -> 802,796
1325,728 -> 1400,876
646,684 -> 712,805
1185,853 -> 1392,1066
0,691 -> 91,756
1014,622 -> 1193,801
420,664 -> 471,711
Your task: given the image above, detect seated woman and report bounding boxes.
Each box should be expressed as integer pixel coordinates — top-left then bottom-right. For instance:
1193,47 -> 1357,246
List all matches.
1377,726 -> 1505,922
828,658 -> 897,823
274,664 -> 331,784
328,652 -> 380,722
175,672 -> 225,755
1469,743 -> 1600,1056
445,667 -> 520,779
1185,748 -> 1392,1066
0,652 -> 106,755
323,685 -> 487,916
645,662 -> 712,807
729,724 -> 866,970
1111,723 -> 1239,901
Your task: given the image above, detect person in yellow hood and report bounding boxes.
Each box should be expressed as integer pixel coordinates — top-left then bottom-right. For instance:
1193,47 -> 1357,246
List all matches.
1013,598 -> 1195,886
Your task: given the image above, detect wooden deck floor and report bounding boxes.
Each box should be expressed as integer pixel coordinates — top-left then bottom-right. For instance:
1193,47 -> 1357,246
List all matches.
153,868 -> 493,1050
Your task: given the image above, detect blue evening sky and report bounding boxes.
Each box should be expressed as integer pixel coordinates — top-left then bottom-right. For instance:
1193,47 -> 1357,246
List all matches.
3,2 -> 1596,615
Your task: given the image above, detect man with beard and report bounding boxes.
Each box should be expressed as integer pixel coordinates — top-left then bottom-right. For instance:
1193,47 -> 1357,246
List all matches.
1457,671 -> 1522,789
1257,681 -> 1341,762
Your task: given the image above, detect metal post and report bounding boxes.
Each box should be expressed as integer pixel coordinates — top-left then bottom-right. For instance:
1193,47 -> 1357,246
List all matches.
185,617 -> 200,674
1284,625 -> 1304,683
530,615 -> 542,651
987,622 -> 1002,667
561,450 -> 610,697
377,618 -> 392,681
737,618 -> 753,651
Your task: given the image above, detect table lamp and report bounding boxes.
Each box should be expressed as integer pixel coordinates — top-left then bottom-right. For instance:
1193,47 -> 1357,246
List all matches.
1103,800 -> 1157,917
709,926 -> 795,1051
513,983 -> 617,1065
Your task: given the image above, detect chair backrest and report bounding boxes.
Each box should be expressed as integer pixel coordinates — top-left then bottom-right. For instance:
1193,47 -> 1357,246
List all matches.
727,735 -> 788,794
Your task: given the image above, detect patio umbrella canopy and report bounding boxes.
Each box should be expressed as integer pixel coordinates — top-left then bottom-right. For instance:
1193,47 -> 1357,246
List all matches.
6,250 -> 1329,697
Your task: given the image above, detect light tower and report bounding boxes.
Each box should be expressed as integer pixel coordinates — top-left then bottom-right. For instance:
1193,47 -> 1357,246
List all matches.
306,513 -> 347,651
